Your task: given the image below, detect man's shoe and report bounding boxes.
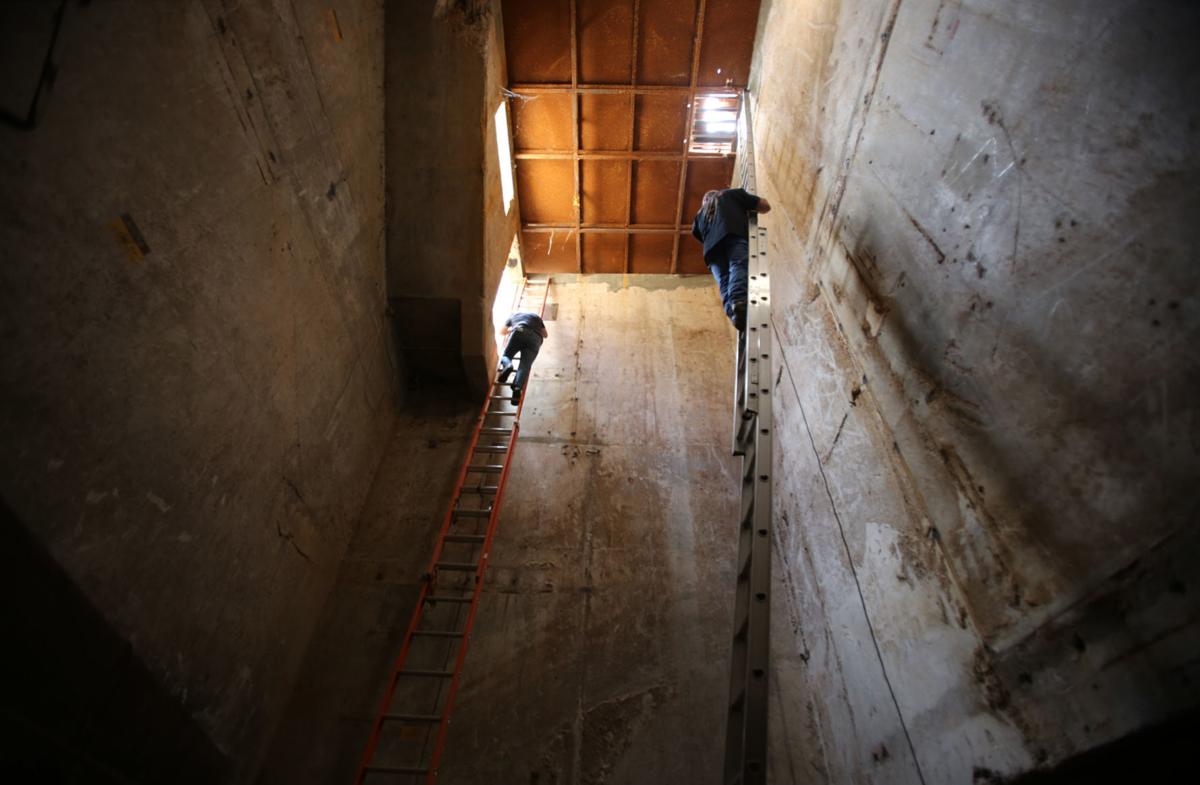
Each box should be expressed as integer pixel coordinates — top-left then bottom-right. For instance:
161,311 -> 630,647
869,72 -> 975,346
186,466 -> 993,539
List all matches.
497,362 -> 513,383
732,303 -> 747,332
511,387 -> 522,405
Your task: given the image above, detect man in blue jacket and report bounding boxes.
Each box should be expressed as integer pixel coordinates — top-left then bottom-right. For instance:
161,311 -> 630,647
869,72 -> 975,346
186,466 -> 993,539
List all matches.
497,311 -> 548,405
691,187 -> 771,331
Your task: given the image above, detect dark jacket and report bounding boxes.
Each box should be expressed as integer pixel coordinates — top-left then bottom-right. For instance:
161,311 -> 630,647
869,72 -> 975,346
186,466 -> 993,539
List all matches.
691,187 -> 762,261
506,312 -> 546,345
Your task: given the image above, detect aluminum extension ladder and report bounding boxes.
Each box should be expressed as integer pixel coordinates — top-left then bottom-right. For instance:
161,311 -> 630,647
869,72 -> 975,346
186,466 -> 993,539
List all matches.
724,91 -> 773,785
354,276 -> 551,783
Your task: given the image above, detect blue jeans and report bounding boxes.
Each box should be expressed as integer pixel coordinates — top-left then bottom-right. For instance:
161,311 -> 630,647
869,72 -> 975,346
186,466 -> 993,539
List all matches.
706,235 -> 749,319
498,328 -> 542,391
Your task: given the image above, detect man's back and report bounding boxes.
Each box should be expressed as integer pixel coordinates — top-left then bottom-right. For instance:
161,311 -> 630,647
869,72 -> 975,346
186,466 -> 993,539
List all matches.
506,311 -> 545,334
691,188 -> 761,259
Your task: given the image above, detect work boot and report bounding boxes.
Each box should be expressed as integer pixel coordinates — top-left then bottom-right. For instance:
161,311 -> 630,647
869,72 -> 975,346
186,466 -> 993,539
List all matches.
497,358 -> 513,383
732,302 -> 747,332
511,386 -> 522,405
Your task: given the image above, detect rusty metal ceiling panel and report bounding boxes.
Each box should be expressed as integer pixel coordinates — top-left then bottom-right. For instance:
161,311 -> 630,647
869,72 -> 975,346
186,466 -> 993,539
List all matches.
582,233 -> 626,273
682,157 -> 735,220
634,94 -> 689,151
632,160 -> 682,224
697,0 -> 759,87
636,0 -> 698,86
581,160 -> 629,224
522,230 -> 578,273
512,93 -> 575,151
578,0 -> 633,83
580,94 -> 630,150
677,233 -> 709,274
630,234 -> 674,273
503,0 -> 572,83
516,160 -> 575,223
503,0 -> 761,274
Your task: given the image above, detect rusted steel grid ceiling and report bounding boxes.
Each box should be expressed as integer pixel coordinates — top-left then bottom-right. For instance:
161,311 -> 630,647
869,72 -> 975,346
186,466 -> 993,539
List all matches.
503,0 -> 760,274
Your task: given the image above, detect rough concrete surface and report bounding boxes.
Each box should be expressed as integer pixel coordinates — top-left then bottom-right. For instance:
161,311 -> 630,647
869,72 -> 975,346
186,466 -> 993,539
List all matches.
259,276 -> 742,785
0,1 -> 395,780
751,0 -> 1200,782
386,0 -> 519,396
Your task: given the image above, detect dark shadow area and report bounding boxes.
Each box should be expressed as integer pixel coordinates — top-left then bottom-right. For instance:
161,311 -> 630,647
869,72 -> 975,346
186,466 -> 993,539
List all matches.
389,296 -> 470,391
0,497 -> 230,784
1001,706 -> 1199,785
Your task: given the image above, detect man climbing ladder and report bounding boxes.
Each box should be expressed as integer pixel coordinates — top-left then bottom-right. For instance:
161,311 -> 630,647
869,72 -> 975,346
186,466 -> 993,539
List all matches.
497,310 -> 548,405
354,276 -> 550,784
691,187 -> 772,332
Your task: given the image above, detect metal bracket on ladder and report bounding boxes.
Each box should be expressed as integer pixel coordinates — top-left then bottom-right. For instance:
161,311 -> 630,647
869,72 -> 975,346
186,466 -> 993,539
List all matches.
724,92 -> 772,785
354,276 -> 551,784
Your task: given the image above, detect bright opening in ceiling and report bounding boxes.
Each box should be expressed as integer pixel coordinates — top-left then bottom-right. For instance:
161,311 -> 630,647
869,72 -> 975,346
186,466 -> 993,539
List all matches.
495,101 -> 515,214
690,93 -> 740,155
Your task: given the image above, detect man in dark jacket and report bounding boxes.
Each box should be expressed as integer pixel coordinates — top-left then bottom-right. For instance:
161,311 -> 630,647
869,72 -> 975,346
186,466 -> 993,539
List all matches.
691,187 -> 771,331
497,311 -> 548,404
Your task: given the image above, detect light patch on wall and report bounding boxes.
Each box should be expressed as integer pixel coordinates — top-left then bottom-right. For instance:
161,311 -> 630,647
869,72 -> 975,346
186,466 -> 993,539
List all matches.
325,9 -> 343,41
492,233 -> 522,349
108,212 -> 150,262
495,101 -> 514,215
690,93 -> 740,155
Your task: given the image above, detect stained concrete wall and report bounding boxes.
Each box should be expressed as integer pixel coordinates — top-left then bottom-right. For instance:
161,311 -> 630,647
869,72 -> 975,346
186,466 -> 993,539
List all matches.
386,0 -> 519,395
257,276 -> 742,784
0,1 -> 395,780
753,0 -> 1200,781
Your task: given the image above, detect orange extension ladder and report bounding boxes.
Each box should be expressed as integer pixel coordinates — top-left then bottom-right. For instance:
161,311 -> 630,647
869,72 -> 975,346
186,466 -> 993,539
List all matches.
354,276 -> 551,783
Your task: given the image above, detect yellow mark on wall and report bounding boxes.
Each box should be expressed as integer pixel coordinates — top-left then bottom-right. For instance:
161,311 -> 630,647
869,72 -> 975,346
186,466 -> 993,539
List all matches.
108,213 -> 150,263
326,9 -> 343,41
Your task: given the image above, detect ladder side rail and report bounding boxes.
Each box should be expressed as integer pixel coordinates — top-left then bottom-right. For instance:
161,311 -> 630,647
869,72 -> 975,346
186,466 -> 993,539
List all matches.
743,269 -> 772,782
724,89 -> 773,785
355,276 -> 547,783
423,277 -> 548,781
423,409 -> 521,782
354,386 -> 495,785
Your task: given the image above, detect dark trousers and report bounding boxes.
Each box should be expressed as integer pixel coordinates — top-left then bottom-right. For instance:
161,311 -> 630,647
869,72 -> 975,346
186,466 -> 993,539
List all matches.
706,235 -> 749,319
498,329 -> 542,391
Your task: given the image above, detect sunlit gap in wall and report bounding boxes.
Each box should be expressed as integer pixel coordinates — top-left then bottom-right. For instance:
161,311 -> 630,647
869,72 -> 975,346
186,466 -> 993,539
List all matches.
492,234 -> 523,352
689,92 -> 740,155
495,101 -> 515,214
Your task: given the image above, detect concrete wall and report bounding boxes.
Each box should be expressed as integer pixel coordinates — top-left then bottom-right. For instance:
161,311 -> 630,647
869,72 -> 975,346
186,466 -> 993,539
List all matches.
0,1 -> 395,780
257,275 -> 742,784
386,0 -> 520,395
754,0 -> 1200,781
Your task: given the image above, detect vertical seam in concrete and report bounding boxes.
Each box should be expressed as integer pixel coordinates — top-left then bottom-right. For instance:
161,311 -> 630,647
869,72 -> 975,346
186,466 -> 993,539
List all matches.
772,321 -> 928,785
570,291 -> 591,785
816,0 -> 905,236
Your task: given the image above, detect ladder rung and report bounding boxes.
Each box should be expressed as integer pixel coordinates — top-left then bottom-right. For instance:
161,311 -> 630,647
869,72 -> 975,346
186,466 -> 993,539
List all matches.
466,465 -> 503,473
480,427 -> 512,434
489,395 -> 513,401
412,630 -> 464,638
366,765 -> 429,775
452,509 -> 491,519
401,669 -> 456,678
475,445 -> 508,454
465,485 -> 499,494
436,561 -> 478,572
445,533 -> 486,543
424,595 -> 472,603
383,713 -> 443,723
486,411 -> 517,416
